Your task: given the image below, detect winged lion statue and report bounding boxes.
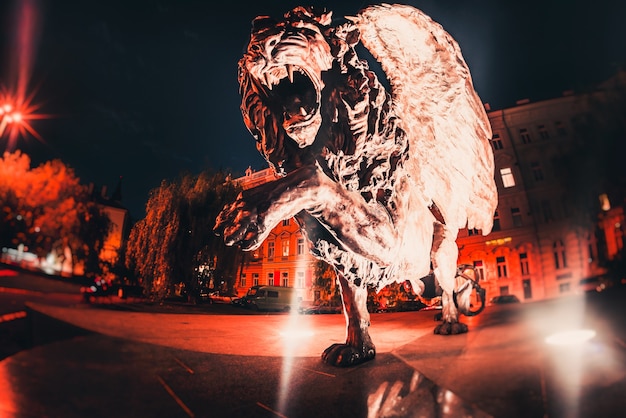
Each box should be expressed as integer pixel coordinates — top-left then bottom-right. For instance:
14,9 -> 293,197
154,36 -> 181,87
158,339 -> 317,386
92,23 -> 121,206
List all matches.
215,3 -> 498,367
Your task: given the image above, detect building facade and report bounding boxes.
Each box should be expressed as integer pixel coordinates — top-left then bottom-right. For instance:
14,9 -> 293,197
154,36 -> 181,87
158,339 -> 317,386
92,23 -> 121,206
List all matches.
232,168 -> 320,302
233,73 -> 625,303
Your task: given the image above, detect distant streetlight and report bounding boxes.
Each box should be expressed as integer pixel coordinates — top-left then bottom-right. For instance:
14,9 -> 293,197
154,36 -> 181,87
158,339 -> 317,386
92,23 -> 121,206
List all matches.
0,103 -> 21,136
0,90 -> 50,149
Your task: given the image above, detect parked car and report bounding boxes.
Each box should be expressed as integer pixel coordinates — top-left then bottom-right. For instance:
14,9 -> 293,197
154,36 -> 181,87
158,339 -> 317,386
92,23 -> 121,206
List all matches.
396,300 -> 427,312
372,301 -> 398,313
207,291 -> 238,304
81,277 -> 144,302
231,297 -> 248,307
489,295 -> 520,305
419,296 -> 442,311
299,301 -> 342,314
242,285 -> 299,312
578,275 -> 612,293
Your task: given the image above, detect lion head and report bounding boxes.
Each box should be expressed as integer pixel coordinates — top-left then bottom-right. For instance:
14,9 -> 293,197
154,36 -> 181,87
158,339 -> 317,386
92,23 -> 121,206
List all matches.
238,6 -> 407,194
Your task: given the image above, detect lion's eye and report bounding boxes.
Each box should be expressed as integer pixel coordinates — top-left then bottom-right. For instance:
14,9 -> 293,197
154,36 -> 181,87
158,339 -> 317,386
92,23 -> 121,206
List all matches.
250,44 -> 262,53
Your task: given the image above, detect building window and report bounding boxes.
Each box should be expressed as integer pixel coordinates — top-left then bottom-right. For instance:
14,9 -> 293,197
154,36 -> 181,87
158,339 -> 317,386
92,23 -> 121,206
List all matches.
268,272 -> 274,286
519,128 -> 532,144
559,282 -> 570,293
553,240 -> 567,269
267,241 -> 275,259
511,207 -> 522,227
282,239 -> 289,257
555,121 -> 567,136
297,238 -> 305,255
253,273 -> 259,286
473,260 -> 485,281
520,252 -> 529,275
538,124 -> 550,140
240,274 -> 246,287
468,228 -> 480,236
542,200 -> 554,223
492,133 -> 503,150
282,272 -> 289,287
531,162 -> 544,181
493,211 -> 501,231
499,286 -> 510,295
282,219 -> 290,226
496,256 -> 508,278
500,167 -> 516,188
588,243 -> 595,263
586,232 -> 597,263
296,271 -> 305,288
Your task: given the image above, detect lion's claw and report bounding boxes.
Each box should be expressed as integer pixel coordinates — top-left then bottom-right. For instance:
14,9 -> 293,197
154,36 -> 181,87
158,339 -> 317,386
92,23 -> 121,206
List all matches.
322,343 -> 376,367
433,321 -> 468,335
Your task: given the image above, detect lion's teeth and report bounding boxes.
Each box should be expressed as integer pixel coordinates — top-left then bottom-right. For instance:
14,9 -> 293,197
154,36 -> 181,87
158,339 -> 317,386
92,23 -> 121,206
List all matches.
299,107 -> 307,116
265,73 -> 273,90
287,65 -> 294,83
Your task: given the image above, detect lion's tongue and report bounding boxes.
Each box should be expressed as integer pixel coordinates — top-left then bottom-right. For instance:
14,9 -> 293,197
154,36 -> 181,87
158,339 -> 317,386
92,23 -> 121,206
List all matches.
284,106 -> 310,125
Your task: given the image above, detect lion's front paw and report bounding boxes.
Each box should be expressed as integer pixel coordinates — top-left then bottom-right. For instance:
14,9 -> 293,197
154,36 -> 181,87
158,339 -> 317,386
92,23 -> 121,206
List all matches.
434,321 -> 468,335
322,343 -> 376,367
214,198 -> 265,250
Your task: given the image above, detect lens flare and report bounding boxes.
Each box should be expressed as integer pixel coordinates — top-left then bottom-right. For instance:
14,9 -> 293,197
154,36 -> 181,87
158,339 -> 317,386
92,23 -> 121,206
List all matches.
0,86 -> 52,149
545,329 -> 596,346
1,0 -> 52,149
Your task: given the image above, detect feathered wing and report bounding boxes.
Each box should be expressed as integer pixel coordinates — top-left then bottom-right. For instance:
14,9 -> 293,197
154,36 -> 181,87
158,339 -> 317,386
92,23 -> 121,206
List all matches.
351,4 -> 497,233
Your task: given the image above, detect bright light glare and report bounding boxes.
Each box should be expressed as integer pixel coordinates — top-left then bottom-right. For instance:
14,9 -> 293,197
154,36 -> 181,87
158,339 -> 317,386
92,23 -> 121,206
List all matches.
0,90 -> 50,148
545,329 -> 596,346
276,315 -> 316,414
278,328 -> 315,340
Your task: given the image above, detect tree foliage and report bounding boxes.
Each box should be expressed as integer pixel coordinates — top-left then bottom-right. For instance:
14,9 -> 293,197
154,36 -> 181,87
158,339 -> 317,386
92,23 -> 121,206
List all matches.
125,170 -> 241,300
0,151 -> 111,274
313,260 -> 340,303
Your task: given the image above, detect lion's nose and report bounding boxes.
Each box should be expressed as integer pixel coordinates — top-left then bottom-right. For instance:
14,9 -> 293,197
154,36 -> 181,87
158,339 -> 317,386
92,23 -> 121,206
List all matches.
263,33 -> 283,58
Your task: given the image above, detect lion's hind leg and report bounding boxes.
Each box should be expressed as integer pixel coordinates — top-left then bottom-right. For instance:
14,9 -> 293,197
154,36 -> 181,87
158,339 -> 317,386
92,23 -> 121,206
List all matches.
322,274 -> 376,367
431,223 -> 468,335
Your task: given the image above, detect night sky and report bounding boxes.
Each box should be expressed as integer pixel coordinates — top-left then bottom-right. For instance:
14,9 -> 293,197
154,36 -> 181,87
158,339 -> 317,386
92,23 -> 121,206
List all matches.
1,0 -> 624,219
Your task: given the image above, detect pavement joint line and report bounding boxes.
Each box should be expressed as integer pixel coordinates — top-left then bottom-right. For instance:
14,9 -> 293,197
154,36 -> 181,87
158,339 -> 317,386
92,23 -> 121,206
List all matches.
294,365 -> 335,378
0,310 -> 27,323
156,374 -> 195,418
173,356 -> 195,374
256,402 -> 288,418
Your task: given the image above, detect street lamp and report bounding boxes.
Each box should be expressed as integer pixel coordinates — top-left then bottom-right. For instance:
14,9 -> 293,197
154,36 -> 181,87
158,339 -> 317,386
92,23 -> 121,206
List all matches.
0,91 -> 49,148
0,103 -> 19,136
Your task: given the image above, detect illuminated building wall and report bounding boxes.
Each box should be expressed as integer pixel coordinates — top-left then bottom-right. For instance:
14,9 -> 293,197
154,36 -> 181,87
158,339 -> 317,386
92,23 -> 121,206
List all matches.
234,72 -> 625,302
458,72 -> 625,301
91,181 -> 130,278
233,168 -> 319,302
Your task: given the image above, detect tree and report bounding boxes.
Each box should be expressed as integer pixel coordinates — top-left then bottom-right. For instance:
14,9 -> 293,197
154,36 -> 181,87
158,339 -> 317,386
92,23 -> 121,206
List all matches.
0,151 -> 111,275
125,170 -> 241,300
313,260 -> 340,304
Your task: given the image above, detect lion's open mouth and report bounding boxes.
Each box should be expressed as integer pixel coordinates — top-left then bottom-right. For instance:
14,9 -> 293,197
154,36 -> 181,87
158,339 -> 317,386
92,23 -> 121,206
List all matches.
263,65 -> 319,128
254,64 -> 322,147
